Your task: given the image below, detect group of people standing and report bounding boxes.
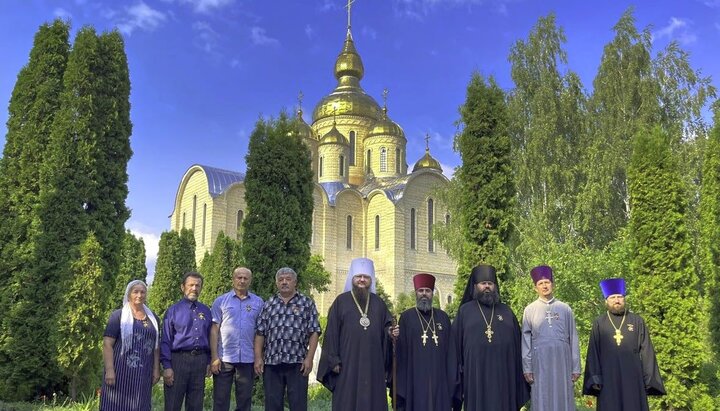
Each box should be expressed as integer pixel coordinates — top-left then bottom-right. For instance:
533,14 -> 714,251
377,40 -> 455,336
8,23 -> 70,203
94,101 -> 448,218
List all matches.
99,258 -> 666,411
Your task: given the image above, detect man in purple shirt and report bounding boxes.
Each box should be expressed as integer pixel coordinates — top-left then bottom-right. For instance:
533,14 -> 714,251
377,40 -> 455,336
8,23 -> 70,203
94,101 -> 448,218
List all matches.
210,267 -> 264,411
161,271 -> 213,411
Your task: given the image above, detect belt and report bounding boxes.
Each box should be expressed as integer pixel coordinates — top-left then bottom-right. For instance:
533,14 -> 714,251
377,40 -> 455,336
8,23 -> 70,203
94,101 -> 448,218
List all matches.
173,349 -> 208,356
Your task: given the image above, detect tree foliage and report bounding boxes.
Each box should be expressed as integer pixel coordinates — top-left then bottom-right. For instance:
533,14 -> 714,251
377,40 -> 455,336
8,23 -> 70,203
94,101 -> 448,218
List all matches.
55,233 -> 106,401
198,231 -> 243,305
148,229 -> 196,318
299,254 -> 332,295
241,112 -> 314,299
115,231 -> 148,308
628,126 -> 712,408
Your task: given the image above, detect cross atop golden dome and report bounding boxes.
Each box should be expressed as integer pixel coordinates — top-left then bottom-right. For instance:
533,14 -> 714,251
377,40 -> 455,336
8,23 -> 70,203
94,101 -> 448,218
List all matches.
413,134 -> 442,172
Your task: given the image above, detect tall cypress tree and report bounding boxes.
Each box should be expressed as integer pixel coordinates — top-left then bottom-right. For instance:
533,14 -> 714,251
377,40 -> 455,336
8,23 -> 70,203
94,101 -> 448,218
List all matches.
115,230 -> 148,307
628,126 -> 711,408
0,20 -> 71,400
148,229 -> 197,318
701,102 -> 720,357
55,233 -> 105,401
241,113 -> 314,298
435,73 -> 514,309
199,231 -> 243,305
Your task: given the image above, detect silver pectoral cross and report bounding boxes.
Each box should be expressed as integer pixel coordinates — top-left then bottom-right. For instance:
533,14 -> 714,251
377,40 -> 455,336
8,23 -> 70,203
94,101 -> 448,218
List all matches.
432,332 -> 439,346
421,332 -> 428,346
545,310 -> 554,326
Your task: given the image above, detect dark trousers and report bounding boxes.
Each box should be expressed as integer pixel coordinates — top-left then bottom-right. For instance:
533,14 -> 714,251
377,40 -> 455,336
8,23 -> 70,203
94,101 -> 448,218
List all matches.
213,362 -> 254,411
164,351 -> 208,411
263,363 -> 308,411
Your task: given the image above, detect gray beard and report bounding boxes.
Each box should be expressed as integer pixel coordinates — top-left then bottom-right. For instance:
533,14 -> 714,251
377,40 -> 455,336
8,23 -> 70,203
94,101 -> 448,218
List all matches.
474,289 -> 499,306
352,285 -> 369,307
416,297 -> 432,313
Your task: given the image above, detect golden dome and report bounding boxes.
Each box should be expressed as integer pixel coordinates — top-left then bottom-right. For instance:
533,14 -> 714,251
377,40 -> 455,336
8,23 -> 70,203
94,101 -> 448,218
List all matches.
413,148 -> 442,172
368,108 -> 405,138
312,30 -> 381,123
320,124 -> 348,145
293,109 -> 316,140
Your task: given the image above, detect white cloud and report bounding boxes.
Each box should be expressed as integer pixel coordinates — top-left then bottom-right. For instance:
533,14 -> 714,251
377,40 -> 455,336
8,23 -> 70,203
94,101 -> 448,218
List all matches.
702,0 -> 720,8
652,17 -> 697,45
179,0 -> 235,13
192,21 -> 220,53
53,8 -> 72,20
230,58 -> 242,69
440,162 -> 456,179
126,222 -> 161,283
318,0 -> 339,12
305,24 -> 315,39
361,26 -> 377,40
250,26 -> 279,46
117,1 -> 166,35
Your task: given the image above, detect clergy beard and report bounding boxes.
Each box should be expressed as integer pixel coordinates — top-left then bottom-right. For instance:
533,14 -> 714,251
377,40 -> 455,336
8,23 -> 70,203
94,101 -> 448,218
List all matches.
352,285 -> 369,307
607,305 -> 626,315
474,288 -> 499,306
416,296 -> 432,313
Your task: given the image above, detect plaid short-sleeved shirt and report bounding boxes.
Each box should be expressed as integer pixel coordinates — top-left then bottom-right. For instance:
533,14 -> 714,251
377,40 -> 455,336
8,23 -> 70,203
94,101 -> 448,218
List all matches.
255,291 -> 322,365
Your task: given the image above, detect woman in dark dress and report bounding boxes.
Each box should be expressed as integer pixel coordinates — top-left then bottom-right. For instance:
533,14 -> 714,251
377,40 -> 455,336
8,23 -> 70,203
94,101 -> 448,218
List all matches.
100,280 -> 160,411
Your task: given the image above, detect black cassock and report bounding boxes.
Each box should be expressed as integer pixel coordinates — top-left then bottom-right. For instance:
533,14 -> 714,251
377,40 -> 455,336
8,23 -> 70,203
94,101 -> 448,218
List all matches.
582,311 -> 665,411
317,291 -> 393,411
452,301 -> 529,411
395,307 -> 455,411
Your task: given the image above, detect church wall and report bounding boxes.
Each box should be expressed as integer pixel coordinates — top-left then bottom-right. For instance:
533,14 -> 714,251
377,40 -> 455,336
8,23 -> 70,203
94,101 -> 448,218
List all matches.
171,168 -> 215,265
317,144 -> 349,183
333,190 -> 366,304
366,192 -> 398,297
364,135 -> 405,179
398,172 -> 458,307
313,116 -> 375,186
222,184 -> 246,242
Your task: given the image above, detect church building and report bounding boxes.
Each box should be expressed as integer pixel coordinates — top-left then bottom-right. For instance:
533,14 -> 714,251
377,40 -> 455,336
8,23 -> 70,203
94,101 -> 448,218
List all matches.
170,17 -> 457,313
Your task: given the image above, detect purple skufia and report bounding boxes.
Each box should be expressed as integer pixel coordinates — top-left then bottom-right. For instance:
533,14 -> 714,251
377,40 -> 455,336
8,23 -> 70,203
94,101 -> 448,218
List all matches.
530,265 -> 553,284
600,278 -> 626,298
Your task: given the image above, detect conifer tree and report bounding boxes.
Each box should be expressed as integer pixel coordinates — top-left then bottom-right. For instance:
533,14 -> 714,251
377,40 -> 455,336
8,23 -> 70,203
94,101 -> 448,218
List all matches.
0,20 -> 70,399
199,231 -> 243,305
628,126 -> 711,408
55,233 -> 105,401
299,254 -> 331,295
115,231 -> 148,307
701,102 -> 720,357
436,73 -> 514,306
148,229 -> 196,318
242,113 -> 314,298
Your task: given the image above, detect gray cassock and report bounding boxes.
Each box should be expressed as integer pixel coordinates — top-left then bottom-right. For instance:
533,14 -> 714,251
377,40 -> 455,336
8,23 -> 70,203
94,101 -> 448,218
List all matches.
521,298 -> 580,411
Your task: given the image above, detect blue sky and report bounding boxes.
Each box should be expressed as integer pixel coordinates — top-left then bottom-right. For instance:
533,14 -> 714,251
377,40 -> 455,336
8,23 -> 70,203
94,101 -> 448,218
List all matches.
2,0 -> 720,275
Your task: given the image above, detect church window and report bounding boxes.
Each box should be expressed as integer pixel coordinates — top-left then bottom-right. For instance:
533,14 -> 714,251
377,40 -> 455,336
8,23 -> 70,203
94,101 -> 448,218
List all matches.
428,198 -> 434,252
380,147 -> 387,172
447,295 -> 452,305
319,157 -> 323,178
202,203 -> 207,246
375,215 -> 380,250
410,208 -> 416,250
192,195 -> 197,232
346,215 -> 353,249
182,212 -> 186,229
236,210 -> 244,235
349,131 -> 356,166
395,148 -> 401,174
339,156 -> 345,176
366,150 -> 372,173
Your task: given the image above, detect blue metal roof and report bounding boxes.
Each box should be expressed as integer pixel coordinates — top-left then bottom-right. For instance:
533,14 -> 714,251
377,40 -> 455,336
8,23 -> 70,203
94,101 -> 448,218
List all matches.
197,165 -> 245,198
319,182 -> 352,205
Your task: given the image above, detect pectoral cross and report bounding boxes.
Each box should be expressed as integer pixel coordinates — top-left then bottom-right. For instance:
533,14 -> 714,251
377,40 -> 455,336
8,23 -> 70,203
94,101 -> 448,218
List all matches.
421,332 -> 428,346
545,310 -> 554,326
485,327 -> 494,343
613,329 -> 623,346
432,332 -> 439,346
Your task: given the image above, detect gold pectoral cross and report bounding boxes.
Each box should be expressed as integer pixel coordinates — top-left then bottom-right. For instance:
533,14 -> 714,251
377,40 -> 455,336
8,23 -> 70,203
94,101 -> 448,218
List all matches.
613,329 -> 623,346
432,332 -> 439,346
485,327 -> 494,342
421,332 -> 428,346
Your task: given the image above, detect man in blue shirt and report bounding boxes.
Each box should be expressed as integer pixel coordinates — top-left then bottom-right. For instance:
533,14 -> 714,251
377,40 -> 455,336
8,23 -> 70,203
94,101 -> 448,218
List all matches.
210,266 -> 264,411
254,267 -> 321,411
161,271 -> 213,411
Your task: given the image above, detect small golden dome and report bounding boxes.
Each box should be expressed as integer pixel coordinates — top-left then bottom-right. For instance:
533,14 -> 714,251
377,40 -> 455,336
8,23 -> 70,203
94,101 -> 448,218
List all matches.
320,124 -> 348,146
413,148 -> 442,172
335,30 -> 364,80
294,109 -> 316,140
368,108 -> 405,138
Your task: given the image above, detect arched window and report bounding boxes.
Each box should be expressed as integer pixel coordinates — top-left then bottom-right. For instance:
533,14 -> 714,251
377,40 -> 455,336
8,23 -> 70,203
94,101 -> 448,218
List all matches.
339,155 -> 345,177
192,195 -> 197,231
375,215 -> 380,250
346,215 -> 353,250
380,147 -> 387,172
349,131 -> 356,166
410,208 -> 416,250
366,150 -> 372,173
202,203 -> 207,246
447,295 -> 452,305
427,198 -> 434,252
319,157 -> 324,178
182,212 -> 186,229
395,148 -> 401,173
